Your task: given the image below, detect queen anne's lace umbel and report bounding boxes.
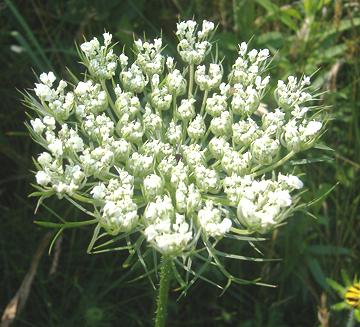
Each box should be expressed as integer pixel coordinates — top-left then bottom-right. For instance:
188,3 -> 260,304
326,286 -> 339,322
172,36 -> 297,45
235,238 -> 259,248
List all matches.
27,20 -> 324,259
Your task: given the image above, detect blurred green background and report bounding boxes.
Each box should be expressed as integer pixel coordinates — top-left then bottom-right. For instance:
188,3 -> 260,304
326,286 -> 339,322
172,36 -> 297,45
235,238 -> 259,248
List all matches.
1,0 -> 359,326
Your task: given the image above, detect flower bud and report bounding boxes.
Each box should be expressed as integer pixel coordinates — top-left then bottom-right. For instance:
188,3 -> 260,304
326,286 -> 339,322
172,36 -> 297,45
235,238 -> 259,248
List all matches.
177,98 -> 196,121
187,115 -> 206,140
210,111 -> 232,137
250,135 -> 280,165
143,174 -> 164,200
205,93 -> 227,117
166,69 -> 187,96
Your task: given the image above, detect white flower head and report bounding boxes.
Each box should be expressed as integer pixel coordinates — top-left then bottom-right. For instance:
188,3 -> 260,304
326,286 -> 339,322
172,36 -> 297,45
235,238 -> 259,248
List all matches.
40,72 -> 56,86
30,118 -> 46,134
36,170 -> 51,186
143,174 -> 164,200
103,32 -> 112,47
177,98 -> 196,121
27,18 -> 325,282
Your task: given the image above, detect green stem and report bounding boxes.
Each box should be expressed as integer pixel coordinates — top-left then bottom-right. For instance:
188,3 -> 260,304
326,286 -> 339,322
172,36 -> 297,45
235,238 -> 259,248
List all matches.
346,309 -> 355,327
250,150 -> 296,177
100,80 -> 118,120
34,219 -> 98,229
172,96 -> 178,121
182,120 -> 188,145
188,64 -> 194,99
230,227 -> 253,235
71,192 -> 95,204
200,89 -> 208,116
101,80 -> 116,110
155,256 -> 172,327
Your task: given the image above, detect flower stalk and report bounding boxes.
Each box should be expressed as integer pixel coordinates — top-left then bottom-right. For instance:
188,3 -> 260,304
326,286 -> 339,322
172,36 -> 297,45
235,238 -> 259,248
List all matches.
188,64 -> 194,98
155,256 -> 172,327
346,309 -> 355,327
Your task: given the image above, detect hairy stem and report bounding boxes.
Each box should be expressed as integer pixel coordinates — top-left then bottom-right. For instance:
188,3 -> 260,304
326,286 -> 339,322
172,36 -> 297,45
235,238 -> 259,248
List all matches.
155,256 -> 172,327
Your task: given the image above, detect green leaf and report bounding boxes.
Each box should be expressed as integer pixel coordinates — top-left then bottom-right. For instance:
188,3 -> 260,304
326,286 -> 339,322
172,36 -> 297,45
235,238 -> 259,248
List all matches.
309,245 -> 351,256
306,183 -> 338,208
289,155 -> 334,165
326,278 -> 346,295
255,0 -> 297,31
354,309 -> 360,322
255,0 -> 278,14
87,224 -> 101,254
215,249 -> 279,262
304,0 -> 321,18
321,18 -> 360,41
48,227 -> 64,255
257,32 -> 284,49
5,0 -> 52,71
314,143 -> 335,152
341,269 -> 352,287
331,302 -> 348,311
306,257 -> 328,290
279,12 -> 298,31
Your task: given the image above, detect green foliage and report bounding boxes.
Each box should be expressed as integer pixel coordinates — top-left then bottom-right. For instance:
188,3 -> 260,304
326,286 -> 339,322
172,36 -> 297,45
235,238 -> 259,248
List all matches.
1,0 -> 359,326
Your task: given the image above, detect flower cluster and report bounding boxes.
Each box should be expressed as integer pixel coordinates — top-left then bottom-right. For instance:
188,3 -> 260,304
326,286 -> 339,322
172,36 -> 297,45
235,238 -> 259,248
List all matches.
26,21 -> 325,275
